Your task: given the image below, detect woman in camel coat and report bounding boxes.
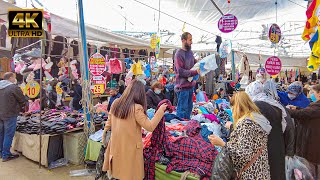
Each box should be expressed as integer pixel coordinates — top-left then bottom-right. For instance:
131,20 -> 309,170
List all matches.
102,79 -> 167,180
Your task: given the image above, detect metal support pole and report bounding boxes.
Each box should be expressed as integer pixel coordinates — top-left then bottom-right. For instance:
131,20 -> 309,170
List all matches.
39,39 -> 44,168
231,50 -> 236,81
77,0 -> 91,128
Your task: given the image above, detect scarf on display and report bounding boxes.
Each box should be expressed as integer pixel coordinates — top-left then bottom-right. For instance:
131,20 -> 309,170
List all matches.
245,81 -> 287,132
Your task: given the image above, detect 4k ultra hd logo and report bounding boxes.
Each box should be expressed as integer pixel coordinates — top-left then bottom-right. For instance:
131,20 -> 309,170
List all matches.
8,9 -> 43,38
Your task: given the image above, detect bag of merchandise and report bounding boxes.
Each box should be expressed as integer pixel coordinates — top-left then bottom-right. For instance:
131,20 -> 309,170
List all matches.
285,156 -> 314,180
188,54 -> 218,82
196,91 -> 206,102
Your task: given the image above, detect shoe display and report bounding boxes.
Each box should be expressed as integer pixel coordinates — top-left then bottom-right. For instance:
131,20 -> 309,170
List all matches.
17,109 -> 105,135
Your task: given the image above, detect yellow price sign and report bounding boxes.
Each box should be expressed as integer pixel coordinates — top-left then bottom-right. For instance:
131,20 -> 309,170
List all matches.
25,81 -> 40,98
56,82 -> 63,95
150,33 -> 157,49
19,83 -> 26,95
91,84 -> 105,95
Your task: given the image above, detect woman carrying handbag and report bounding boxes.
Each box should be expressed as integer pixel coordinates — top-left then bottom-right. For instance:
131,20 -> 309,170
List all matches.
210,92 -> 272,180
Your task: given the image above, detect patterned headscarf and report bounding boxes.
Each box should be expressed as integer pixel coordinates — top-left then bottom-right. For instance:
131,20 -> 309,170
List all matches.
263,80 -> 279,101
246,81 -> 287,132
287,81 -> 303,95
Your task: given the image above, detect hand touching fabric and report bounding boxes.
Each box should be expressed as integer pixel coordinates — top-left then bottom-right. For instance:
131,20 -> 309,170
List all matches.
209,135 -> 225,147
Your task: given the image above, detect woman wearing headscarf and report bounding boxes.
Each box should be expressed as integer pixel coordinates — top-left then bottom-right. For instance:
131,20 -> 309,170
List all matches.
278,81 -> 310,108
287,84 -> 320,178
245,81 -> 286,180
263,80 -> 295,157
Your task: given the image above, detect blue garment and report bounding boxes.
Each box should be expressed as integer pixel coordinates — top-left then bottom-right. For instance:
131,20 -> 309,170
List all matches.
165,84 -> 175,92
278,91 -> 310,108
224,109 -> 233,122
196,91 -> 206,102
176,88 -> 193,119
147,109 -> 155,119
124,58 -> 133,69
144,64 -> 151,78
201,125 -> 213,143
107,93 -> 121,111
164,113 -> 184,122
198,106 -> 209,114
0,116 -> 17,159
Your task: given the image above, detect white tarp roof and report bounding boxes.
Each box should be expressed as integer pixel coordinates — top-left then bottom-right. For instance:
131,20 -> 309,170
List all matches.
0,0 -> 176,53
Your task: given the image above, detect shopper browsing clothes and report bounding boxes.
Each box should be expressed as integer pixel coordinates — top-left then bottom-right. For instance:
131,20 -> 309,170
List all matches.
278,81 -> 310,108
70,79 -> 82,111
102,80 -> 167,179
174,32 -> 200,119
287,84 -> 320,178
210,92 -> 272,179
146,82 -> 165,109
246,81 -> 289,180
0,72 -> 26,162
107,85 -> 121,112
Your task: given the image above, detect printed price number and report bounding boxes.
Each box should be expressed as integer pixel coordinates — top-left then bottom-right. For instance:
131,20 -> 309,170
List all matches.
93,84 -> 105,94
25,81 -> 40,98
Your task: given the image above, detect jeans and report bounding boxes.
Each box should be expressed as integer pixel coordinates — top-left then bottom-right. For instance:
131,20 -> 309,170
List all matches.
0,117 -> 18,159
176,88 -> 193,119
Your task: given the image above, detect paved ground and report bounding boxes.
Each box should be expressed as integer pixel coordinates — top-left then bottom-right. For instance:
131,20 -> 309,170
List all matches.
0,155 -> 95,180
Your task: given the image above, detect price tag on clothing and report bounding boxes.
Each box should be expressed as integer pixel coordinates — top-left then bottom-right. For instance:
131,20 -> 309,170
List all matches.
56,82 -> 63,95
91,84 -> 105,95
25,81 -> 40,98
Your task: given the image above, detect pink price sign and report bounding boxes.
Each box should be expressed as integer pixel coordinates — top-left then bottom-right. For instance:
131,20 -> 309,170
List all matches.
265,56 -> 282,76
218,14 -> 238,33
89,53 -> 106,76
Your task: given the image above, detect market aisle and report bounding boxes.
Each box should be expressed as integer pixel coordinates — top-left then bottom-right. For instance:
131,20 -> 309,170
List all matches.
0,156 -> 94,180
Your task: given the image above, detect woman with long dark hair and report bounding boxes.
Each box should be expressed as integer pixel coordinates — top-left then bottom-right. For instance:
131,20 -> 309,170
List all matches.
102,79 -> 167,180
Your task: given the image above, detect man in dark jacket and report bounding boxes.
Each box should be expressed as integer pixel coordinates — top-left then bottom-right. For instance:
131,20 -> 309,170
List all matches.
0,72 -> 26,162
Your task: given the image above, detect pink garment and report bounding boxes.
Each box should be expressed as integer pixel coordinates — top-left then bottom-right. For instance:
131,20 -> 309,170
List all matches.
203,114 -> 219,123
28,99 -> 40,112
294,169 -> 303,180
109,58 -> 122,74
165,124 -> 186,131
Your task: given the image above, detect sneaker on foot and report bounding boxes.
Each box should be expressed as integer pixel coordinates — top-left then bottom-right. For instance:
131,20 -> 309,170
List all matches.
2,154 -> 19,162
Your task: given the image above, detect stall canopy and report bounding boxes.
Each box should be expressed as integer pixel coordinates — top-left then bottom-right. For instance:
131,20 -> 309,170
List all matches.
0,0 -> 176,58
30,0 -> 309,58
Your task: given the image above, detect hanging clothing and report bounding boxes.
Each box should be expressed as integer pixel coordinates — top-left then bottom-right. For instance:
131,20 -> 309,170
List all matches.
0,24 -> 7,47
219,58 -> 226,76
132,60 -> 143,75
239,56 -> 250,76
109,58 -> 122,74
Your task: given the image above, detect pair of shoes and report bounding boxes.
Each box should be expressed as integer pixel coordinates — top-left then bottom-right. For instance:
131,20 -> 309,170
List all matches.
2,154 -> 19,162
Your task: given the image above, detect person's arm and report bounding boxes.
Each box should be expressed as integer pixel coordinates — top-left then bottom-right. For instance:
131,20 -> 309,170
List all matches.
288,106 -> 319,120
104,117 -> 111,131
13,85 -> 27,109
175,54 -> 198,78
134,105 -> 164,132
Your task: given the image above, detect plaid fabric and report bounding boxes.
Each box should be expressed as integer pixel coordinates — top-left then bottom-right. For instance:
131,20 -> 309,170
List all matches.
143,100 -> 172,180
164,120 -> 218,179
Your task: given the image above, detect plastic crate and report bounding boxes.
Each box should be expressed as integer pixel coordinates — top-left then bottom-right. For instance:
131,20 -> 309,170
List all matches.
63,131 -> 87,165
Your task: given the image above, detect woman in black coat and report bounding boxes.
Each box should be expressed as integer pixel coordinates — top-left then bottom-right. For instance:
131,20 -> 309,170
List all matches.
146,81 -> 165,109
287,84 -> 320,178
246,81 -> 293,180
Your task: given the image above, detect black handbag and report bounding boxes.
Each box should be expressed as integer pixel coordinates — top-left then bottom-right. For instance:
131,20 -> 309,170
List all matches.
211,147 -> 236,180
95,131 -> 111,180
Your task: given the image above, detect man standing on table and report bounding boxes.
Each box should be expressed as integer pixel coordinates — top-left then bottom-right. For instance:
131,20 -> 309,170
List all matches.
0,72 -> 26,162
174,32 -> 200,119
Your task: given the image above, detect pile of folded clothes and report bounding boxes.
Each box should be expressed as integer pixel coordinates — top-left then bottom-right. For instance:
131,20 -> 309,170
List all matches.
17,110 -> 84,135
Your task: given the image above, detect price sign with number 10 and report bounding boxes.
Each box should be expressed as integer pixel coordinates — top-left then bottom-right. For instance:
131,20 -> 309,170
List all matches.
25,81 -> 40,98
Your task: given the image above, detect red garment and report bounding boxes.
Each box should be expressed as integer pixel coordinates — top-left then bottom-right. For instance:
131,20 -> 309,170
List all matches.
165,124 -> 185,131
109,58 -> 122,74
164,120 -> 218,179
